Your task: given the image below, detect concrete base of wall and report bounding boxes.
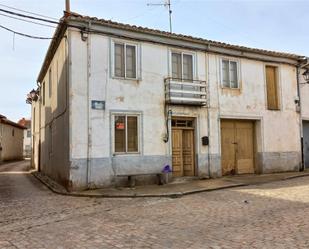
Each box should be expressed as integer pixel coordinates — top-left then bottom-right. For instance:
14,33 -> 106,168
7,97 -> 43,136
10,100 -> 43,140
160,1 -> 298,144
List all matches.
257,151 -> 301,174
69,155 -> 172,191
197,153 -> 222,178
67,151 -> 300,191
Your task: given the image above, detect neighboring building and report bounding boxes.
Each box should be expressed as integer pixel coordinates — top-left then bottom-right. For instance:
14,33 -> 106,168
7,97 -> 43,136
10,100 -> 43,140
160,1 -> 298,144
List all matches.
300,67 -> 309,169
0,115 -> 25,162
18,118 -> 32,158
30,12 -> 309,191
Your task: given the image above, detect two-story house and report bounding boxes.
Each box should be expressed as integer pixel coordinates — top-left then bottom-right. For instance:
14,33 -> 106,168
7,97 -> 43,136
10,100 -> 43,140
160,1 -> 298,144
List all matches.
30,12 -> 308,191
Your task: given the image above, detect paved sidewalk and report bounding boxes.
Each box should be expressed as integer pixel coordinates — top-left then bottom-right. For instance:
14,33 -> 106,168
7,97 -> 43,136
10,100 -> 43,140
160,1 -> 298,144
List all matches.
33,170 -> 309,198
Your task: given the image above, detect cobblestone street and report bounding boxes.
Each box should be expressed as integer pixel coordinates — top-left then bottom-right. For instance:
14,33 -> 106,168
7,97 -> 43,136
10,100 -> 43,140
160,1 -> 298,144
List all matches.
1,161 -> 309,249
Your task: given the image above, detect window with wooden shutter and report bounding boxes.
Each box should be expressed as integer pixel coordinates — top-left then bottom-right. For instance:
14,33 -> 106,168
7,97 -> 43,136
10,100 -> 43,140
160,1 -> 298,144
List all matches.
127,116 -> 138,152
183,54 -> 193,81
126,45 -> 136,78
114,42 -> 137,79
221,59 -> 239,88
171,51 -> 194,80
114,114 -> 139,153
266,66 -> 280,110
172,52 -> 182,79
115,116 -> 126,153
115,43 -> 125,77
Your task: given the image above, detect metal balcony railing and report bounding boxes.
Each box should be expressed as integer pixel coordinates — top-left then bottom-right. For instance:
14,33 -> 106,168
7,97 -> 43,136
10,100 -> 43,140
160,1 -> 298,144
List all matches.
164,77 -> 208,106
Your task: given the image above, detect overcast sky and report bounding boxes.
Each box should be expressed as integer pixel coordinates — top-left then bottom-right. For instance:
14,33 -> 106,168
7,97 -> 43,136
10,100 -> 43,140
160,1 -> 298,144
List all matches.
0,0 -> 308,122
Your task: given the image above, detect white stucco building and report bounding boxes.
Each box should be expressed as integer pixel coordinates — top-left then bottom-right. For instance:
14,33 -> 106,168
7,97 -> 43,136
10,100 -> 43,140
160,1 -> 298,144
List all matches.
30,12 -> 309,191
18,118 -> 32,158
0,115 -> 25,162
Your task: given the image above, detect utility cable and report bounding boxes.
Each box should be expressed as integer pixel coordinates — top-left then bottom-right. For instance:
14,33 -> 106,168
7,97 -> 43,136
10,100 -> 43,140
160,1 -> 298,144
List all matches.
0,13 -> 57,28
0,24 -> 53,39
0,3 -> 58,20
0,8 -> 59,25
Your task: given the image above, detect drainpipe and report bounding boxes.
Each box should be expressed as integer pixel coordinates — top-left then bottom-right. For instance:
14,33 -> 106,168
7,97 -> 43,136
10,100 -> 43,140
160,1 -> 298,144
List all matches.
36,81 -> 41,172
206,51 -> 211,178
85,22 -> 92,188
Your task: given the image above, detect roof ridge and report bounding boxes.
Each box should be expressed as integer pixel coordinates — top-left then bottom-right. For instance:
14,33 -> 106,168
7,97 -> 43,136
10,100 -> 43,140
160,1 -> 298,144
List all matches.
67,11 -> 305,59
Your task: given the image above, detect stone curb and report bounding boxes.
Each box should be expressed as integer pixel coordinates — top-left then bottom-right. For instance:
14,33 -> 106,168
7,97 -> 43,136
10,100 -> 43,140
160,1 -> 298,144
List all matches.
32,171 -> 246,198
31,171 -> 309,198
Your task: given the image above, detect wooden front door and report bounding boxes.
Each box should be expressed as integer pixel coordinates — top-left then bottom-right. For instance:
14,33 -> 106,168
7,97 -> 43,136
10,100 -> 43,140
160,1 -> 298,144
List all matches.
221,120 -> 255,175
172,119 -> 195,177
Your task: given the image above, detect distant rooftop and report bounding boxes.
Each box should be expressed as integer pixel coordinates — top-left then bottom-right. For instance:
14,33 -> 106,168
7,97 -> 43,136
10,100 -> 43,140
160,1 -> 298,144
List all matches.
0,115 -> 26,129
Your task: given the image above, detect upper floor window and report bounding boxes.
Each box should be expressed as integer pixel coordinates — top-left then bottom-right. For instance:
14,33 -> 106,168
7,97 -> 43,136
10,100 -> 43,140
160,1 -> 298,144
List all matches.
114,42 -> 137,79
265,66 -> 280,110
27,130 -> 31,137
221,59 -> 239,88
171,52 -> 194,81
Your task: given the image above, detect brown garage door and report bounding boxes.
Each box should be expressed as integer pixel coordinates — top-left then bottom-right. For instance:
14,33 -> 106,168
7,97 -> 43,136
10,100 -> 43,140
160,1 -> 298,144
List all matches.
221,120 -> 255,175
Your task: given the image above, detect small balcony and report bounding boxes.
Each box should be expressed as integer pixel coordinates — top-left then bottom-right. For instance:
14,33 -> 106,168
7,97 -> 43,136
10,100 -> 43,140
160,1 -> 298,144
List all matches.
164,77 -> 208,106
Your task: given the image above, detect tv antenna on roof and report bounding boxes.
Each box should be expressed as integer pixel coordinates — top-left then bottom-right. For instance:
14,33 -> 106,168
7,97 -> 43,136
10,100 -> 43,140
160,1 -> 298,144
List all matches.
147,0 -> 172,33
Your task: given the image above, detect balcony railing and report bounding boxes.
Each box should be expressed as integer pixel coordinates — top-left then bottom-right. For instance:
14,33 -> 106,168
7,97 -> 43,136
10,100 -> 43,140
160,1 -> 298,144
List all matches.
164,77 -> 208,106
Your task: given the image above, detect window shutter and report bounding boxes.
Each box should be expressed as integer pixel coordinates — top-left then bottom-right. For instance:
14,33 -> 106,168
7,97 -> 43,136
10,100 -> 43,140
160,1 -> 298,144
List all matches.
115,116 -> 126,152
183,54 -> 193,81
266,66 -> 279,110
172,53 -> 182,79
230,61 -> 238,88
222,60 -> 230,87
126,45 -> 136,78
114,43 -> 125,77
127,116 -> 138,152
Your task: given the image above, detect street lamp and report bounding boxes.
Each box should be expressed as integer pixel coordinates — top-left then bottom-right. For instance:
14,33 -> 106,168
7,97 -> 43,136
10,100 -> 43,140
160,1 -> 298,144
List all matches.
26,89 -> 38,104
302,69 -> 309,84
29,89 -> 38,100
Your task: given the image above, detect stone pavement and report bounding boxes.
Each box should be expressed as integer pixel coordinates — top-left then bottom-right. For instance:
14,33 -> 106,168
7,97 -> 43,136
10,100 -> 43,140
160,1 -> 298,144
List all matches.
34,168 -> 309,198
2,160 -> 309,248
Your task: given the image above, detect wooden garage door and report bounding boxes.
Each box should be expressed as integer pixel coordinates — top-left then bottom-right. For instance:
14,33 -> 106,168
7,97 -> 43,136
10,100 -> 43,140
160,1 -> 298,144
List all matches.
221,120 -> 255,175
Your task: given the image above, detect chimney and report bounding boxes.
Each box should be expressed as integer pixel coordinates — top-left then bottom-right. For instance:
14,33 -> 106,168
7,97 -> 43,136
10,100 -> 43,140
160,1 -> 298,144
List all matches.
64,0 -> 71,17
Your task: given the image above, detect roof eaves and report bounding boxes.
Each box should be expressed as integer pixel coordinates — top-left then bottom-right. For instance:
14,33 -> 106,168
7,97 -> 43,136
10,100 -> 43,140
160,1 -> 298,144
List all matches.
37,18 -> 68,83
67,12 -> 304,61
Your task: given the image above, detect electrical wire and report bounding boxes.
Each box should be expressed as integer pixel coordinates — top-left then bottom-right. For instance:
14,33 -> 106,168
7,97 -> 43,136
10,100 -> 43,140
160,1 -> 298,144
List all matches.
0,13 -> 57,28
0,3 -> 58,21
0,24 -> 53,40
0,8 -> 59,25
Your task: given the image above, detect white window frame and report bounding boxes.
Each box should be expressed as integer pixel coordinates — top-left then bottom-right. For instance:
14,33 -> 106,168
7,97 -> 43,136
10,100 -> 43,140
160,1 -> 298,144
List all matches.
220,58 -> 240,89
170,50 -> 196,81
112,112 -> 141,155
111,40 -> 139,80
